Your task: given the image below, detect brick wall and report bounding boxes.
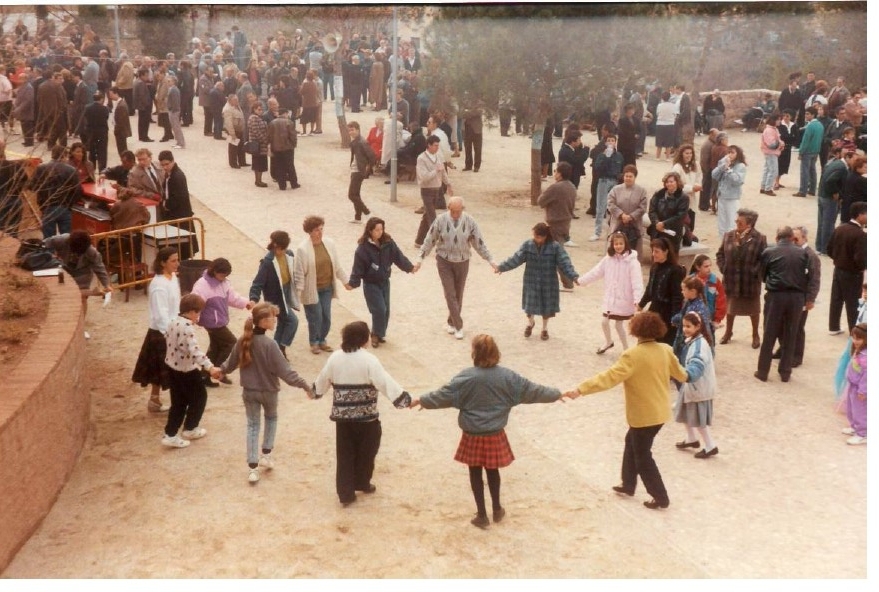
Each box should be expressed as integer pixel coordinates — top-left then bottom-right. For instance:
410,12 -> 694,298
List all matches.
0,275 -> 89,572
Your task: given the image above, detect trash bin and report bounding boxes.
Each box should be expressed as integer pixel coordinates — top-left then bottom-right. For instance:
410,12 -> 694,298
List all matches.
178,259 -> 211,294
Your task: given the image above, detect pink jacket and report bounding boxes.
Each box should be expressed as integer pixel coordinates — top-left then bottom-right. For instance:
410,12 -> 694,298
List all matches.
760,125 -> 784,156
577,251 -> 644,316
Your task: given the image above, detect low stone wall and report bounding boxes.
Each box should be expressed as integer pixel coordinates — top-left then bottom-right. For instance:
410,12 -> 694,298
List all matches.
697,89 -> 780,129
0,272 -> 90,572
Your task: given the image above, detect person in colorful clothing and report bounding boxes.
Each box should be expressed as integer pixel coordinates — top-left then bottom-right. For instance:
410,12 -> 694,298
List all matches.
840,323 -> 867,445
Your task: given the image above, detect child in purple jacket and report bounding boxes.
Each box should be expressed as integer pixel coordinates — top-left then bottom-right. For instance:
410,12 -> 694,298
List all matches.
841,323 -> 867,445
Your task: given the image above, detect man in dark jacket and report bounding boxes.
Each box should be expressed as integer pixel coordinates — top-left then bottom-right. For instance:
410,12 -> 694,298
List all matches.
157,149 -> 198,256
346,121 -> 376,223
36,69 -> 68,147
815,146 -> 853,254
754,226 -> 817,383
208,80 -> 226,140
108,86 -> 131,156
826,201 -> 867,335
132,67 -> 153,141
83,91 -> 110,169
29,144 -> 81,238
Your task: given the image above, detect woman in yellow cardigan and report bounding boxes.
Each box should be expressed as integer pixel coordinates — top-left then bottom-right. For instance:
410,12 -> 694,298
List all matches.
566,312 -> 688,510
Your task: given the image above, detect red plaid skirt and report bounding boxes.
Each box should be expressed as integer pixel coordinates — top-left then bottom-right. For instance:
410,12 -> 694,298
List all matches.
454,429 -> 515,468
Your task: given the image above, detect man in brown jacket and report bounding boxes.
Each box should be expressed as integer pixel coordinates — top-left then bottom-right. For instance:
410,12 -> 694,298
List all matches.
267,109 -> 299,190
538,161 -> 578,289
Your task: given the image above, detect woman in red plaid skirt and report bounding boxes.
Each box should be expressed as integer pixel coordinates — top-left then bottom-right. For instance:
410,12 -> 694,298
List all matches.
412,334 -> 571,529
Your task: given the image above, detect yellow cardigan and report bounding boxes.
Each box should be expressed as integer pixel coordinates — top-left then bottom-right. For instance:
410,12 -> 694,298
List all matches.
576,340 -> 687,428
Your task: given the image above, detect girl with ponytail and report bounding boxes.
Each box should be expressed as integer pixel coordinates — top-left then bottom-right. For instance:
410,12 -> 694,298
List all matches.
218,302 -> 314,484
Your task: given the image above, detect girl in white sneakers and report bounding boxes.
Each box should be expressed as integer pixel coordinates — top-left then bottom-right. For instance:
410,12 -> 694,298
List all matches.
219,303 -> 314,483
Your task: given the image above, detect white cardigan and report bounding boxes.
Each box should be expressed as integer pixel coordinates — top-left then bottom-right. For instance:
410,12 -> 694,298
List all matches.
293,236 -> 349,306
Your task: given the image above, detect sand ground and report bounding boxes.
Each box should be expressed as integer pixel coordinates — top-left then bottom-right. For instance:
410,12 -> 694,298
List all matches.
1,100 -> 869,581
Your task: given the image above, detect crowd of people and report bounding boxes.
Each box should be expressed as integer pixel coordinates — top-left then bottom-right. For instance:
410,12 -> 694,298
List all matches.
0,19 -> 868,528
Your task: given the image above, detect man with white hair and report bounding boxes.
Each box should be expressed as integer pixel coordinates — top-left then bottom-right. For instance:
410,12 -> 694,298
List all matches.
415,196 -> 497,340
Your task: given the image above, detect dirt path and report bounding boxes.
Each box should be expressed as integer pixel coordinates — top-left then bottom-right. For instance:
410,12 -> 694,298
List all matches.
2,100 -> 867,579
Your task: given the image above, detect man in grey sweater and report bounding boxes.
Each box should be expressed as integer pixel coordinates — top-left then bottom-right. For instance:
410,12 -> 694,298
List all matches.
415,196 -> 497,340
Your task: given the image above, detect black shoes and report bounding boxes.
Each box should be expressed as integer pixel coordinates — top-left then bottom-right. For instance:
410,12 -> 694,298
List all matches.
471,514 -> 490,529
694,447 -> 719,459
675,440 -> 700,449
753,371 -> 767,382
596,342 -> 614,355
644,499 -> 669,510
612,485 -> 634,496
493,507 -> 506,523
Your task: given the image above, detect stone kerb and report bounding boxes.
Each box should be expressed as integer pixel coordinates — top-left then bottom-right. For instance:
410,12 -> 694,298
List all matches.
0,270 -> 90,572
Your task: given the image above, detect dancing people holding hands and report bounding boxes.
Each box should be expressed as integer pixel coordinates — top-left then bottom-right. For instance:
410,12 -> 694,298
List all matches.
577,231 -> 644,354
495,222 -> 579,341
411,333 -> 573,529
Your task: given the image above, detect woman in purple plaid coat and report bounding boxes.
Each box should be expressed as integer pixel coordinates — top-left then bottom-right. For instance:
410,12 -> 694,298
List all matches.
412,334 -> 570,529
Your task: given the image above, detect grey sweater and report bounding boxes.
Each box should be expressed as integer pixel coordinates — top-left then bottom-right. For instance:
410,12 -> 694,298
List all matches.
419,366 -> 561,435
221,332 -> 309,393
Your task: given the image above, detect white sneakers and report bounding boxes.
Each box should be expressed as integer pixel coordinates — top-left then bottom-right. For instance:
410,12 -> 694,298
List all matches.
182,427 -> 207,439
564,240 -> 578,248
847,435 -> 867,445
454,329 -> 464,340
588,235 -> 601,242
161,435 -> 190,448
248,468 -> 260,483
841,427 -> 856,435
259,454 -> 274,470
445,324 -> 456,334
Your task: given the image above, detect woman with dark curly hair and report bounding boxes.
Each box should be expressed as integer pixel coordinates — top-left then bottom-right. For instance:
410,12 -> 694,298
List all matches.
566,311 -> 688,511
638,237 -> 685,347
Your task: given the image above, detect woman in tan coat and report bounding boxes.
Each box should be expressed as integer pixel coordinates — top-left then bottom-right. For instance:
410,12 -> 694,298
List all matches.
154,72 -> 173,142
115,61 -> 135,116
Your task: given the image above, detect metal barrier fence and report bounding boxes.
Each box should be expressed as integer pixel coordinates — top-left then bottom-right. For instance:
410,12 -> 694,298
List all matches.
90,216 -> 205,301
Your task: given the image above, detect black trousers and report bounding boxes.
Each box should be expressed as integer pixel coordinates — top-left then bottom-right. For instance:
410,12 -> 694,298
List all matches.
620,423 -> 668,505
87,132 -> 109,170
778,309 -> 809,366
348,171 -> 369,220
415,187 -> 440,245
21,119 -> 35,146
335,420 -> 382,503
114,132 -> 128,157
464,132 -> 482,170
164,367 -> 208,436
699,170 -> 713,211
206,325 -> 238,367
830,268 -> 863,333
272,149 -> 297,189
228,142 -> 247,167
757,291 -> 805,379
203,106 -> 214,135
137,108 -> 151,140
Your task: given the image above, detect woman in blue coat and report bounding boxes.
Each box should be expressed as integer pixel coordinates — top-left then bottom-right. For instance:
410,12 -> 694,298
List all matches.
248,230 -> 300,359
345,217 -> 416,348
496,222 -> 579,341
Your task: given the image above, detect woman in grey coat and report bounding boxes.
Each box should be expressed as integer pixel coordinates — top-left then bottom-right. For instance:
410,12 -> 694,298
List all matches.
412,334 -> 569,529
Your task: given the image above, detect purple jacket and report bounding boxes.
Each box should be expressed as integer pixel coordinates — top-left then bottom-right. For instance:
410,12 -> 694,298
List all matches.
191,270 -> 249,329
846,349 -> 867,396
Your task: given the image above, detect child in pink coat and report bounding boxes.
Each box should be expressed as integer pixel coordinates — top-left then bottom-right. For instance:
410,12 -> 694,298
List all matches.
577,232 -> 644,354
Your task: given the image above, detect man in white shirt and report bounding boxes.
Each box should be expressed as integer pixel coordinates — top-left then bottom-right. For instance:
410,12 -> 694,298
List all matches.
0,65 -> 13,132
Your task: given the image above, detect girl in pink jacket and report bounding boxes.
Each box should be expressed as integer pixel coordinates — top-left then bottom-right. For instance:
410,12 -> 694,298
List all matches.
577,232 -> 645,354
759,114 -> 784,195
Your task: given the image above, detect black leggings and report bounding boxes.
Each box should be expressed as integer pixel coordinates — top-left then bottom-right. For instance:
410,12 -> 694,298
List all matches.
468,466 -> 501,517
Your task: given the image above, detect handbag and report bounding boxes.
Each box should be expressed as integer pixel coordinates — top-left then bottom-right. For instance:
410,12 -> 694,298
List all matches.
244,140 -> 259,155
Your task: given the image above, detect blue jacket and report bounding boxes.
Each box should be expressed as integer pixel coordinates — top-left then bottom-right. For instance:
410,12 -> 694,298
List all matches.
348,238 -> 413,287
593,149 -> 624,181
249,249 -> 301,313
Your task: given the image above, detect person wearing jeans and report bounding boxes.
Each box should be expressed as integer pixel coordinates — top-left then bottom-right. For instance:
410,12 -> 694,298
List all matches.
814,146 -> 851,254
794,107 -> 823,197
591,134 -> 624,241
759,114 -> 783,195
294,216 -> 350,354
346,217 -> 415,347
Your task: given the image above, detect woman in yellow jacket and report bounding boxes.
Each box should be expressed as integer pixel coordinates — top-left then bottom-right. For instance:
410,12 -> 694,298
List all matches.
566,311 -> 688,510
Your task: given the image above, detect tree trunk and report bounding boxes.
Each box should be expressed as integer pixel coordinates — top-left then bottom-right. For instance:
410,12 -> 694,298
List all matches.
530,130 -> 543,204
